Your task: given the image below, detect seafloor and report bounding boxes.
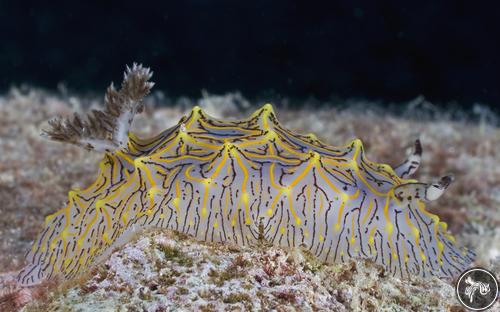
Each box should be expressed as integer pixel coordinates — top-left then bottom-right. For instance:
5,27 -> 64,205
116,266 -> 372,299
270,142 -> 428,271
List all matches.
0,89 -> 498,311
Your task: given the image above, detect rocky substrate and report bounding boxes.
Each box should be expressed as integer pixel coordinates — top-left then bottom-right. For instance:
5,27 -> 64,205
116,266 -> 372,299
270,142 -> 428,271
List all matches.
17,230 -> 470,311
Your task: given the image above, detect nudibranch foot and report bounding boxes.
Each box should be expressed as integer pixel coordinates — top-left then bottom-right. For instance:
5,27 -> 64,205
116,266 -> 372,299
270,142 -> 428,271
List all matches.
17,64 -> 474,286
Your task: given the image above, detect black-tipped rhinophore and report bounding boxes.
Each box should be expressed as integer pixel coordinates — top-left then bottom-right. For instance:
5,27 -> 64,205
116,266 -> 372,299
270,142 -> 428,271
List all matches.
41,63 -> 154,152
395,139 -> 422,179
425,174 -> 454,201
393,174 -> 454,204
414,138 -> 422,156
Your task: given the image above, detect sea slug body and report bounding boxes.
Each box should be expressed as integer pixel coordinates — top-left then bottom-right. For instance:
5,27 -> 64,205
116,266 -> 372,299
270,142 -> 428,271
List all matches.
17,64 -> 474,286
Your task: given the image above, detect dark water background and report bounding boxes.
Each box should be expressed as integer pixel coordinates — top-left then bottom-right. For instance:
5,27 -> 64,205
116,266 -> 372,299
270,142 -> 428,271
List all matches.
1,1 -> 499,113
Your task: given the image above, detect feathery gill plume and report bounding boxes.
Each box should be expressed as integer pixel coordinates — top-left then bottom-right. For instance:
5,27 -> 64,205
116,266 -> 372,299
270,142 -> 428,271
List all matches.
41,63 -> 154,152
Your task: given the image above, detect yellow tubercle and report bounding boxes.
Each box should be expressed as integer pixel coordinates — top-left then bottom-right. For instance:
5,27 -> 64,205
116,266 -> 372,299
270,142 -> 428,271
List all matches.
439,222 -> 448,231
134,157 -> 148,169
265,130 -> 277,140
385,222 -> 393,235
184,106 -> 202,129
445,234 -> 456,244
68,190 -> 79,199
95,200 -> 105,209
283,186 -> 292,196
437,241 -> 444,253
379,164 -> 391,171
349,160 -> 359,170
307,133 -> 318,140
173,197 -> 180,206
103,232 -> 111,244
368,236 -> 375,245
61,229 -> 69,239
262,103 -> 274,112
412,227 -> 420,239
351,140 -> 362,160
224,142 -> 233,150
122,213 -> 129,225
405,179 -> 419,183
311,151 -> 320,163
148,186 -> 161,197
45,214 -> 55,225
192,105 -> 201,114
241,192 -> 249,204
352,138 -> 362,146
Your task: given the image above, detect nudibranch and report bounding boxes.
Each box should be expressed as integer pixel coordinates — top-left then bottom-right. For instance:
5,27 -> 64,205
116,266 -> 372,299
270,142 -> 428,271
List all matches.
17,64 -> 474,286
